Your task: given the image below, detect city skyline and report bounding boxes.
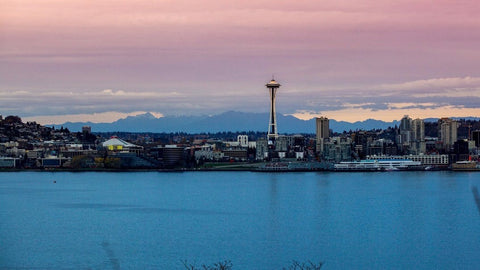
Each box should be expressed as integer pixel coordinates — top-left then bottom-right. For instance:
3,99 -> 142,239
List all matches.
2,1 -> 480,124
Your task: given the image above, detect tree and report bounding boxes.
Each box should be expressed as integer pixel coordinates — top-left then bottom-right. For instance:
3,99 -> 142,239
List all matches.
71,155 -> 90,169
4,115 -> 22,124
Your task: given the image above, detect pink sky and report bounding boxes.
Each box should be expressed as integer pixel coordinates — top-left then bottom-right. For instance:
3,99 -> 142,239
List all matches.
1,0 -> 480,123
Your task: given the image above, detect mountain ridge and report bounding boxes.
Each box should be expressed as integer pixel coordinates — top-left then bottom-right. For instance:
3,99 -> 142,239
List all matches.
54,112 -> 480,133
51,111 -> 408,133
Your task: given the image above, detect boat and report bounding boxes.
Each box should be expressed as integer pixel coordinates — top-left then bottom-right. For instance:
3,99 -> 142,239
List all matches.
334,159 -> 422,171
451,161 -> 480,171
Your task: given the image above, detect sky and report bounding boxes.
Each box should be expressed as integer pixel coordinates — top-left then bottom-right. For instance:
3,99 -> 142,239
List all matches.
1,0 -> 480,124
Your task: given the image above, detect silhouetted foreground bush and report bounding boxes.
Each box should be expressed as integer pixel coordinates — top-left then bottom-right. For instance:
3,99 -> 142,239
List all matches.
283,260 -> 323,270
182,260 -> 233,270
182,260 -> 323,270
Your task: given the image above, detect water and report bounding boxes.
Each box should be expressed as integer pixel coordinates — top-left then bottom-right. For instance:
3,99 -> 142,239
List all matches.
1,171 -> 480,269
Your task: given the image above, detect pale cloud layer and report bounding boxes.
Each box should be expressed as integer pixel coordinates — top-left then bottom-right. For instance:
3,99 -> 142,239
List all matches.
1,1 -> 479,122
292,106 -> 480,122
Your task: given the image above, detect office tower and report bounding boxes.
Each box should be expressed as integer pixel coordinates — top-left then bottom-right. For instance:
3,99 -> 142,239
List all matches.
398,115 -> 412,145
316,117 -> 329,154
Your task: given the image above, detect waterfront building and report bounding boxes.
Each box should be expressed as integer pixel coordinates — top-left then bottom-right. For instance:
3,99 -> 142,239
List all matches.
425,136 -> 440,152
275,135 -> 290,152
237,135 -> 248,147
351,130 -> 376,158
158,145 -> 185,167
60,148 -> 97,158
0,157 -> 18,168
255,135 -> 306,161
316,117 -> 329,154
367,139 -> 396,156
223,149 -> 248,161
225,135 -> 251,148
334,159 -> 422,171
194,148 -> 224,161
366,154 -> 449,166
323,136 -> 352,162
40,156 -> 71,168
102,136 -> 143,154
26,150 -> 42,159
255,137 -> 268,160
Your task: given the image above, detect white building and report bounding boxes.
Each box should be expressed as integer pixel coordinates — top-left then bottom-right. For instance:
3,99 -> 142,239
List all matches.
102,136 -> 143,153
237,135 -> 248,147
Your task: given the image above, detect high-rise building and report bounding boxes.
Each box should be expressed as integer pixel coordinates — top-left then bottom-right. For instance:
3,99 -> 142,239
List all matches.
266,79 -> 280,142
396,116 -> 426,154
439,118 -> 459,151
399,115 -> 412,131
316,117 -> 329,154
411,118 -> 426,154
398,115 -> 412,146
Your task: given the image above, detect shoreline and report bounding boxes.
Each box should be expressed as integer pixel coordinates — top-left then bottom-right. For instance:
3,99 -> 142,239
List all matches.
0,167 -> 477,173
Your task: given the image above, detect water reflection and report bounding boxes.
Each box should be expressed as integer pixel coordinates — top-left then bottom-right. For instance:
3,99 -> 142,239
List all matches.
56,202 -> 246,216
56,203 -> 135,209
472,186 -> 480,215
267,173 -> 279,247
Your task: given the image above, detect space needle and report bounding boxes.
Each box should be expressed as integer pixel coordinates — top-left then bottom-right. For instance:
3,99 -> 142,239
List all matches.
266,78 -> 281,143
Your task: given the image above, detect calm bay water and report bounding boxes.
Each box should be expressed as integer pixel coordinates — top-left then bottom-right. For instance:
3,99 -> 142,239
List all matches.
1,171 -> 480,269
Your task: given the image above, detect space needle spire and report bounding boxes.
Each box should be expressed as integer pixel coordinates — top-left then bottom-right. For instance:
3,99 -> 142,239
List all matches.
266,77 -> 281,142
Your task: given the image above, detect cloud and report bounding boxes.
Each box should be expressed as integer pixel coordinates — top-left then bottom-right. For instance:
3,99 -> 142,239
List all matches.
386,102 -> 440,110
2,1 -> 480,122
377,76 -> 480,92
0,87 -> 266,117
2,75 -> 480,122
280,76 -> 480,117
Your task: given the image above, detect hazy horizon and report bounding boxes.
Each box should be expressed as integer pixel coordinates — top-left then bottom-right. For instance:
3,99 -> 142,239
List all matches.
2,1 -> 480,122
